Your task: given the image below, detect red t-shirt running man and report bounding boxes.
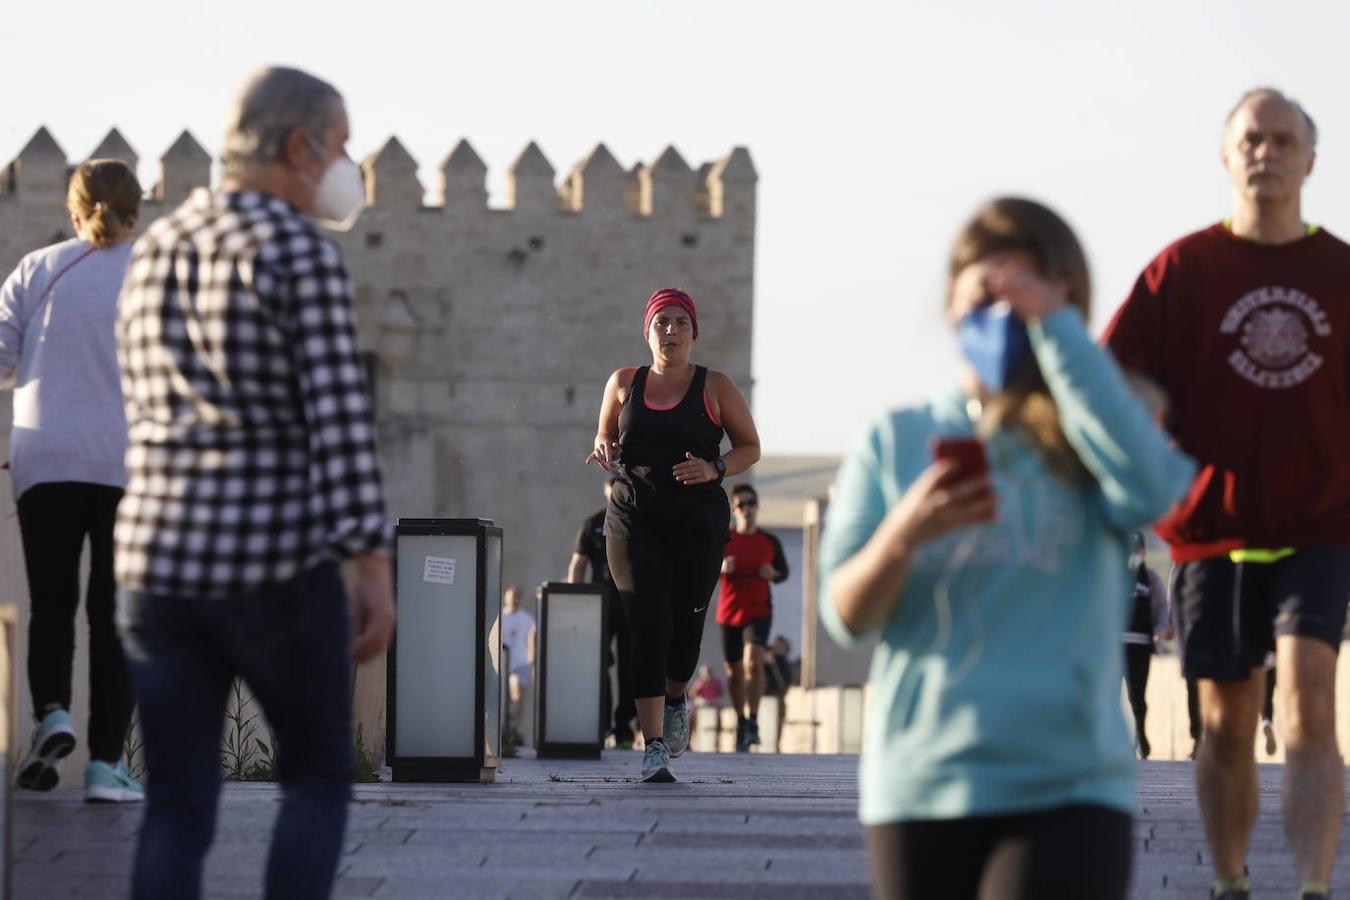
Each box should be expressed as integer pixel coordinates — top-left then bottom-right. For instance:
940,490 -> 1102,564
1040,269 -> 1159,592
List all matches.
718,528 -> 789,627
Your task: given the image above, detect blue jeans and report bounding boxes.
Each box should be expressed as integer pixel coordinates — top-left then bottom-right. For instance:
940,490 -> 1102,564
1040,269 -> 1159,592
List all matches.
117,562 -> 354,900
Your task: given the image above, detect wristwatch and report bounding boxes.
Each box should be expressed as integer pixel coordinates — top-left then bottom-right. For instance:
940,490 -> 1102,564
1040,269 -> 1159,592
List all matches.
712,457 -> 727,483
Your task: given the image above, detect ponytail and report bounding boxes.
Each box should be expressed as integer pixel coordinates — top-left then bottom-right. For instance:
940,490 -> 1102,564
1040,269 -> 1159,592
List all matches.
67,160 -> 142,249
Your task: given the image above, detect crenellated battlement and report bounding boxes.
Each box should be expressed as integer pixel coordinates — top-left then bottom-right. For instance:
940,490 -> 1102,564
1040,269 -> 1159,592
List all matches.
363,136 -> 757,219
1,126 -> 756,221
1,126 -> 212,208
0,123 -> 757,643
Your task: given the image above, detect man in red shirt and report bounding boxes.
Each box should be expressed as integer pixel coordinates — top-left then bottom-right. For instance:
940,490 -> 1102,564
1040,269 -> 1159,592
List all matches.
717,484 -> 788,752
1105,88 -> 1350,900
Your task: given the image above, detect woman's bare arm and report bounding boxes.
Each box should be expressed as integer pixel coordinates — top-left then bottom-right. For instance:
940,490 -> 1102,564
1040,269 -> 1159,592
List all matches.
585,368 -> 635,469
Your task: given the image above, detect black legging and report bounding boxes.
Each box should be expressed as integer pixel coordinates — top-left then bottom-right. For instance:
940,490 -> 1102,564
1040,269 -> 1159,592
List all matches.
606,533 -> 723,698
865,804 -> 1133,900
1123,644 -> 1150,747
1186,676 -> 1202,743
17,481 -> 134,762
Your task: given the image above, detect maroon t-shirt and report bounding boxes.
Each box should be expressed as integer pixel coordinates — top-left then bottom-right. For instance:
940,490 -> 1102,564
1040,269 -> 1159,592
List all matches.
1104,222 -> 1350,561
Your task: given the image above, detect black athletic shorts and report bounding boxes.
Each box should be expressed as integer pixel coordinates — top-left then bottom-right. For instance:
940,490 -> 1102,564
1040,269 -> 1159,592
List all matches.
1172,546 -> 1350,682
720,616 -> 771,664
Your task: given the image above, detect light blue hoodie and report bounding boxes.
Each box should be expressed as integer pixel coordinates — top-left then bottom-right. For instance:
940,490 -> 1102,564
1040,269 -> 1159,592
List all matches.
820,307 -> 1195,825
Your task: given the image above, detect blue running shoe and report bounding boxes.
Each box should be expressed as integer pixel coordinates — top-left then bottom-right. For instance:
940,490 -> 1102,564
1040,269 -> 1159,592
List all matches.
641,738 -> 674,783
745,717 -> 762,747
84,761 -> 144,803
16,709 -> 76,791
663,703 -> 690,758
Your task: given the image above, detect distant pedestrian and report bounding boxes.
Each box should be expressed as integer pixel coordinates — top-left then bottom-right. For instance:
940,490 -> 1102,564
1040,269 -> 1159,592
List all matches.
688,664 -> 727,746
1186,676 -> 1202,760
717,483 -> 788,751
1122,532 -> 1169,759
501,585 -> 537,739
1,159 -> 143,802
585,287 -> 761,782
690,664 -> 726,706
115,66 -> 395,900
1261,659 -> 1278,757
763,635 -> 796,699
568,478 -> 637,747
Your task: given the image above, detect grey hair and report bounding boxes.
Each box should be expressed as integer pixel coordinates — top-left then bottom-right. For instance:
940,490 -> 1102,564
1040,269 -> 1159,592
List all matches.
221,66 -> 343,177
1224,87 -> 1318,147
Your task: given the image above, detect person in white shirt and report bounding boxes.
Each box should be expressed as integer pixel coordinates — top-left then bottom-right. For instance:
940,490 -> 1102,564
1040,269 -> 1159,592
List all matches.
1,159 -> 144,803
501,586 -> 537,735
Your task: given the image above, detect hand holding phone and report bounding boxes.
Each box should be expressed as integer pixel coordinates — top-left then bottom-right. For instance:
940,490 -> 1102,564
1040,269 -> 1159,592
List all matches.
881,437 -> 998,553
930,437 -> 989,487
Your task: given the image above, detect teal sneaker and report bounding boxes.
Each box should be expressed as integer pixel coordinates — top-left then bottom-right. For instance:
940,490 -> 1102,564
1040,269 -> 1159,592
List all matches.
16,708 -> 76,791
640,738 -> 674,783
663,703 -> 690,758
84,761 -> 144,803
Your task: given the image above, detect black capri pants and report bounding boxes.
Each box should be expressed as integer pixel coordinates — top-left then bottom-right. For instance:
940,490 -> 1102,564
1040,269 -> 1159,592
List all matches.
866,804 -> 1133,900
606,533 -> 723,699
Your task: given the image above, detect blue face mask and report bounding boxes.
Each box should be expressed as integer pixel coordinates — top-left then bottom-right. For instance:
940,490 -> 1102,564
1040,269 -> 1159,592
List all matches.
956,302 -> 1032,391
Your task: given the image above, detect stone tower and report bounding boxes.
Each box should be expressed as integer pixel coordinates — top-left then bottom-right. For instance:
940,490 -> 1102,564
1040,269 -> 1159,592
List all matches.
0,127 -> 758,607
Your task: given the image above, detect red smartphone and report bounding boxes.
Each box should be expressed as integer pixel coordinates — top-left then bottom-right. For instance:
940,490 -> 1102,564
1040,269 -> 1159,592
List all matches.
930,436 -> 989,486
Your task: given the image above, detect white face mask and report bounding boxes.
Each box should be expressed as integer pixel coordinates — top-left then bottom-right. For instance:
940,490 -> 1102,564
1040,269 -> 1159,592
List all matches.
307,155 -> 366,232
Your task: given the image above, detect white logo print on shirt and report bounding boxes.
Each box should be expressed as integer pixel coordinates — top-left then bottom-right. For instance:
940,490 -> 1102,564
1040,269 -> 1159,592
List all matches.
1221,286 -> 1331,389
912,476 -> 1082,576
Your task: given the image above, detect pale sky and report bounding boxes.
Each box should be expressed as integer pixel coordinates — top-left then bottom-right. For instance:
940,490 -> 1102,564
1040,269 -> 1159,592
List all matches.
5,0 -> 1349,455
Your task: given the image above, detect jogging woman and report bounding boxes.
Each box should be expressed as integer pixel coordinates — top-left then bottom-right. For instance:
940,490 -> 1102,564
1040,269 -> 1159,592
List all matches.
586,287 -> 760,782
820,198 -> 1194,898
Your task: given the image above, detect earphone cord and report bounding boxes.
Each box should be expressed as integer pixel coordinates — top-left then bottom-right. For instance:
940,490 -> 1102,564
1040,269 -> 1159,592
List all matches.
928,528 -> 986,687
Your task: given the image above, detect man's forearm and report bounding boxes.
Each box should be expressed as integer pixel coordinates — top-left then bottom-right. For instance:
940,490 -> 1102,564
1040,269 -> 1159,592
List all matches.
567,554 -> 587,583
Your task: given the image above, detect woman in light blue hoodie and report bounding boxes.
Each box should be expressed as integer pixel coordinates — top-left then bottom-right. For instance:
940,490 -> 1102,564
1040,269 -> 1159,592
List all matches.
820,198 -> 1194,899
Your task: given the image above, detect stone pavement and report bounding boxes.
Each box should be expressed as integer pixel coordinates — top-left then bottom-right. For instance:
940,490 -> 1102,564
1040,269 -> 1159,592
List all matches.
12,751 -> 1350,898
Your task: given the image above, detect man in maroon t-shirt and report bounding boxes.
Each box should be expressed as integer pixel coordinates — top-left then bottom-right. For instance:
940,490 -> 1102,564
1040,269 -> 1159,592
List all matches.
717,483 -> 788,752
1105,88 -> 1350,900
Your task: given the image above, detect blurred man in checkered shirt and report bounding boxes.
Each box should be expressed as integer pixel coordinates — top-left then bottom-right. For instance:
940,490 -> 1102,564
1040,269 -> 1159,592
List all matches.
114,66 -> 395,900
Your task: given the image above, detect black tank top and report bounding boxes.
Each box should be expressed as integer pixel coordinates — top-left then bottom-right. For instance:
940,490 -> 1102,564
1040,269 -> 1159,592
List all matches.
1126,563 -> 1154,639
606,365 -> 729,543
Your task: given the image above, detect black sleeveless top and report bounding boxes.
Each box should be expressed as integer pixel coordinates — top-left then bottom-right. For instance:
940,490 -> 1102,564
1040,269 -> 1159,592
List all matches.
1126,563 -> 1154,640
605,365 -> 729,543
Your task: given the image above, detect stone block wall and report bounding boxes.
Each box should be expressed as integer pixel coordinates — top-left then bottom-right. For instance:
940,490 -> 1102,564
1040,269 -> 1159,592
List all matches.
0,126 -> 757,763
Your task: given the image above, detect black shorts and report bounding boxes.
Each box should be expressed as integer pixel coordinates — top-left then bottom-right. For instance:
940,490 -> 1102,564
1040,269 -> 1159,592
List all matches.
1172,546 -> 1350,682
720,616 -> 771,664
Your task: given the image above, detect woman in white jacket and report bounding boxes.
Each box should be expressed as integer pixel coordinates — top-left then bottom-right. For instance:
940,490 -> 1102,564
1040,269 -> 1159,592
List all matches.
0,159 -> 144,802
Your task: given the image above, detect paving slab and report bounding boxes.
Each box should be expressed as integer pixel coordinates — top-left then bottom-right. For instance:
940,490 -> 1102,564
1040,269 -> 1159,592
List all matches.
13,751 -> 1350,898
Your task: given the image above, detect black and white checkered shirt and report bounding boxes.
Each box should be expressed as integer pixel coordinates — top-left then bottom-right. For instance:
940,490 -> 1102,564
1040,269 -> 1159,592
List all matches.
115,188 -> 391,598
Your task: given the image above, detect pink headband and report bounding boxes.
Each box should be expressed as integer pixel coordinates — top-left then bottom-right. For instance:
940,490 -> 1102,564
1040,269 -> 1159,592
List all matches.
643,288 -> 698,340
